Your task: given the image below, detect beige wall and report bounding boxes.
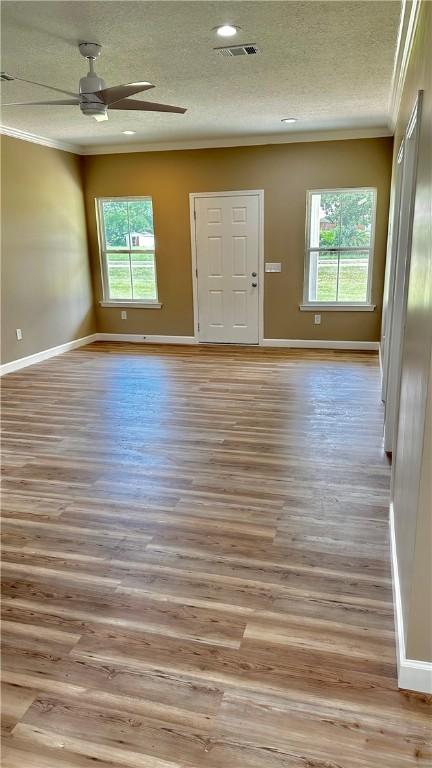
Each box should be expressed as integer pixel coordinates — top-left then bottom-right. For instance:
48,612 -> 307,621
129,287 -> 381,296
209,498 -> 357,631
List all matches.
1,135 -> 95,364
82,138 -> 393,340
391,2 -> 432,662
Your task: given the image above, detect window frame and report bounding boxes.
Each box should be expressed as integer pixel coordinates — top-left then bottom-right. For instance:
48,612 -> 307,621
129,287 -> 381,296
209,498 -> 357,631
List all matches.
95,196 -> 161,308
300,187 -> 377,311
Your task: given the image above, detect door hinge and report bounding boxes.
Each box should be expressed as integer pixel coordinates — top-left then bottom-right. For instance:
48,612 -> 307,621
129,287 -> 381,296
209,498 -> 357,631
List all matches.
196,268 -> 198,278
194,208 -> 196,220
197,322 -> 200,331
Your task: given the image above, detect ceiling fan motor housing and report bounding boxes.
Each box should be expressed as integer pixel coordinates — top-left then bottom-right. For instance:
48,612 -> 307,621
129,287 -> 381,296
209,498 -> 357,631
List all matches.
79,71 -> 107,119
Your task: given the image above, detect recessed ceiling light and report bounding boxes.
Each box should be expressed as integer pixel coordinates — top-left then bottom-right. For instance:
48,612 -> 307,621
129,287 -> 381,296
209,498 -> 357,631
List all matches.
215,24 -> 239,37
122,130 -> 136,135
281,118 -> 297,124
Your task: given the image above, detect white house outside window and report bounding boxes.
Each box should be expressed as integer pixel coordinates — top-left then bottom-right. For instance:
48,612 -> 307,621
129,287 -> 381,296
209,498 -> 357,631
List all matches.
96,197 -> 159,305
302,188 -> 377,310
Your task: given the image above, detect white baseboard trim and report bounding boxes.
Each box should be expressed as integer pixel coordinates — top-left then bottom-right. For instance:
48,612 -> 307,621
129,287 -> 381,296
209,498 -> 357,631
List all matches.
95,333 -> 198,345
0,333 -> 98,376
262,338 -> 379,351
96,335 -> 378,350
389,502 -> 432,693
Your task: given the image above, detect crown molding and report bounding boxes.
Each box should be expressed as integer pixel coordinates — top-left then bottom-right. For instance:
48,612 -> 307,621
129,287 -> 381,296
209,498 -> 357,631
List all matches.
0,124 -> 392,158
79,127 -> 392,155
0,124 -> 83,154
389,0 -> 422,130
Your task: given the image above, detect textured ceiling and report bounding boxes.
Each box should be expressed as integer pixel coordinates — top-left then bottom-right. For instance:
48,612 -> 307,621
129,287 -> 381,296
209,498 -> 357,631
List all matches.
1,1 -> 401,149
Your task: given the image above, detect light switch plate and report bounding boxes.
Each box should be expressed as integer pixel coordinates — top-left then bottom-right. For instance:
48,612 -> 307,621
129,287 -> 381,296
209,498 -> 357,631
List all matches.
314,314 -> 321,325
121,311 -> 127,320
16,328 -> 23,340
265,262 -> 281,273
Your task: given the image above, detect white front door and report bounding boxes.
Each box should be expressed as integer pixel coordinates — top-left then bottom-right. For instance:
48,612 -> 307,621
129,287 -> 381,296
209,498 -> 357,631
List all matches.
194,194 -> 260,344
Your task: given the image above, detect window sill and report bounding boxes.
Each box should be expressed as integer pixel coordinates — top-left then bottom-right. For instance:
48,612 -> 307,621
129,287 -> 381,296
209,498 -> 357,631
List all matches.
299,303 -> 376,312
99,301 -> 162,309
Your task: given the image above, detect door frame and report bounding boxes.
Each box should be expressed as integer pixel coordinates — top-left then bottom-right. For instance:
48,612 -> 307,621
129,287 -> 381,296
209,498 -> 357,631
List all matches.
384,91 -> 423,453
380,139 -> 405,403
189,190 -> 264,344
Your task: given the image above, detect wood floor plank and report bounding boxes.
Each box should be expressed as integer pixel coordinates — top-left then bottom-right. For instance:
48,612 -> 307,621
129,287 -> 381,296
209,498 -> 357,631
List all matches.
1,343 -> 430,766
2,586 -> 248,648
1,683 -> 38,736
6,725 -> 187,768
17,693 -> 211,765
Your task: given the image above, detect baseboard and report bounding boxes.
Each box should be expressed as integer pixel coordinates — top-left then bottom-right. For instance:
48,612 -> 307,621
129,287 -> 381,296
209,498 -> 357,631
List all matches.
0,333 -> 98,376
262,338 -> 379,351
95,335 -> 378,350
379,342 -> 383,376
389,502 -> 432,693
95,333 -> 198,345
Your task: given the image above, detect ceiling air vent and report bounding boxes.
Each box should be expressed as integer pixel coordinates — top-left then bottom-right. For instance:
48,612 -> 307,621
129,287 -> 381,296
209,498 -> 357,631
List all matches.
215,44 -> 261,57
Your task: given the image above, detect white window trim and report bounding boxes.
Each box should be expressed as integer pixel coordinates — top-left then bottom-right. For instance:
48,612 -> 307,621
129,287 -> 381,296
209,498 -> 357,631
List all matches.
99,301 -> 162,309
95,196 -> 160,307
300,303 -> 376,312
301,187 -> 377,311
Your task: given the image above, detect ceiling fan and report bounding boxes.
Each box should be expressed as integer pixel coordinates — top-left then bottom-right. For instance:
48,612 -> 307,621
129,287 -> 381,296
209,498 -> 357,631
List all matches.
1,42 -> 187,122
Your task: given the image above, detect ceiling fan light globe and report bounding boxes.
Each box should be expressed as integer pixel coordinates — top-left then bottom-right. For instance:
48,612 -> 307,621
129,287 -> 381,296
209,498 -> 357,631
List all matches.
80,100 -> 108,120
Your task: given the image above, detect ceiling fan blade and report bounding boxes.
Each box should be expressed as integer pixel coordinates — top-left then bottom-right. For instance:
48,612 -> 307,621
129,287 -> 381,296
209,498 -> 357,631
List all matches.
97,83 -> 155,105
9,76 -> 78,98
2,99 -> 80,106
109,98 -> 187,114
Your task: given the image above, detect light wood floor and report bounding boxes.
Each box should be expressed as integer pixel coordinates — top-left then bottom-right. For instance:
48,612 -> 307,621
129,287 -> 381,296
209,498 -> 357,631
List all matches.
1,342 -> 431,767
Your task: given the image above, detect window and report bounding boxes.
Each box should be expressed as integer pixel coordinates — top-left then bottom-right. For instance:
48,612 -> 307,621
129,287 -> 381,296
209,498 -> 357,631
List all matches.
302,188 -> 376,309
96,197 -> 159,305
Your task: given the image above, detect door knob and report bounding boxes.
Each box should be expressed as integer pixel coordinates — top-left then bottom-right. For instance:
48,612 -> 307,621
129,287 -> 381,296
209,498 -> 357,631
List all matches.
252,282 -> 258,287
252,272 -> 257,277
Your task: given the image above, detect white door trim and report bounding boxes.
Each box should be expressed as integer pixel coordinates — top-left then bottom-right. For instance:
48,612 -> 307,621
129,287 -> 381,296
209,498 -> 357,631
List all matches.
189,190 -> 264,344
380,139 -> 405,403
384,91 -> 423,453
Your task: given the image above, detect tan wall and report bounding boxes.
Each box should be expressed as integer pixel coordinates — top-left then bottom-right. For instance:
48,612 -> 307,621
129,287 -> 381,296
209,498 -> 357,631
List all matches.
391,2 -> 432,662
1,135 -> 95,364
83,138 -> 393,340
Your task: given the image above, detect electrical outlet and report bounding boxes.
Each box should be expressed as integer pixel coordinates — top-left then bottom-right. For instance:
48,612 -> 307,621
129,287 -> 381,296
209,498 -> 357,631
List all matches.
121,311 -> 127,320
314,314 -> 321,325
16,328 -> 23,340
